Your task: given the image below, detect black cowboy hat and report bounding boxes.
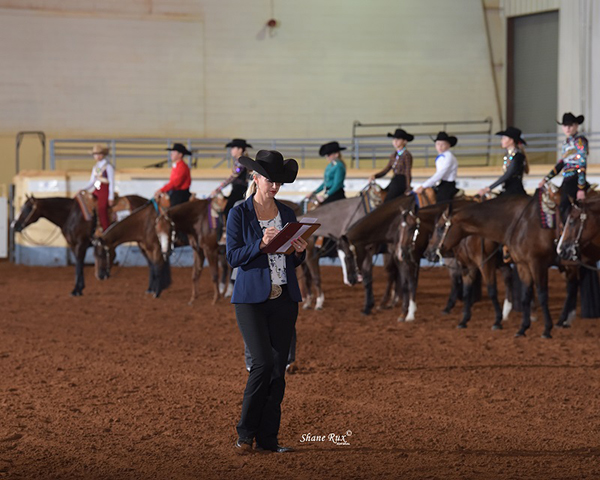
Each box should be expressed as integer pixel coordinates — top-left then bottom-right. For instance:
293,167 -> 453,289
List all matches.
557,112 -> 585,125
432,131 -> 458,147
225,138 -> 253,149
495,126 -> 527,145
239,150 -> 298,184
387,128 -> 414,142
166,143 -> 192,156
319,141 -> 347,157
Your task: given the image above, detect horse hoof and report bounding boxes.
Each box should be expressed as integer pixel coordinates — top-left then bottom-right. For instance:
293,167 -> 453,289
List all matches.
70,291 -> 82,297
145,290 -> 153,295
492,324 -> 503,331
541,333 -> 553,339
302,304 -> 311,310
555,322 -> 570,329
457,323 -> 467,329
361,310 -> 372,316
397,316 -> 405,322
441,309 -> 450,316
514,331 -> 526,338
315,305 -> 323,311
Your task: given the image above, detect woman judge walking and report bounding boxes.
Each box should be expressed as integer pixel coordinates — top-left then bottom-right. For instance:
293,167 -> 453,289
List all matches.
226,150 -> 307,454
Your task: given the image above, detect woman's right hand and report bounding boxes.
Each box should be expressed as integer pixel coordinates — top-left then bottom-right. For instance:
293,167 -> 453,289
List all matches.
538,179 -> 546,189
260,226 -> 280,248
369,174 -> 376,182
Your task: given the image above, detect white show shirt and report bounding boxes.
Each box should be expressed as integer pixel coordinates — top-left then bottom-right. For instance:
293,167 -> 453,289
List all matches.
83,159 -> 116,201
420,150 -> 458,189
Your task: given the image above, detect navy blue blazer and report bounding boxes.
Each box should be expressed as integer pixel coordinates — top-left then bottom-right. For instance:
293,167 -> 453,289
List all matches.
226,195 -> 306,304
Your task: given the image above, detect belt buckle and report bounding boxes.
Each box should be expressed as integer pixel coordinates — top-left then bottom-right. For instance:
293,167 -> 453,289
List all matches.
269,284 -> 282,300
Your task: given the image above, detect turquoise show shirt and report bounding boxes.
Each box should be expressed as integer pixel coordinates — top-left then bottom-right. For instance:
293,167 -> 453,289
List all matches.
314,161 -> 346,197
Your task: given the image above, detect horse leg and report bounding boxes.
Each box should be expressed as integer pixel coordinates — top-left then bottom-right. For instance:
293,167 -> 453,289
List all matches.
189,247 -> 205,305
360,247 -> 375,315
557,269 -> 578,328
499,263 -> 514,321
442,267 -> 462,314
458,268 -> 477,329
298,264 -> 313,309
481,258 -> 503,330
206,247 -> 221,305
310,255 -> 324,310
534,267 -> 553,339
71,242 -> 88,296
400,261 -> 418,322
515,265 -> 533,337
378,253 -> 395,310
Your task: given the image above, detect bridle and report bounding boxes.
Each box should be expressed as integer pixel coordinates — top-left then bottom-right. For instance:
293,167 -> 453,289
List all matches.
557,204 -> 587,260
19,199 -> 39,228
432,212 -> 452,264
398,209 -> 420,262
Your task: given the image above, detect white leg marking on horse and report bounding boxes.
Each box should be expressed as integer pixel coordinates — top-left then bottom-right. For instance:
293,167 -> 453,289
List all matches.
224,282 -> 233,298
566,309 -> 576,326
315,294 -> 325,310
406,300 -> 417,321
502,299 -> 512,321
338,250 -> 351,286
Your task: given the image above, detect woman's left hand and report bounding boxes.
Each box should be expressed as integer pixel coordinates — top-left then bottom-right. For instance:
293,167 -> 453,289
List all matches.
291,236 -> 308,255
576,189 -> 586,201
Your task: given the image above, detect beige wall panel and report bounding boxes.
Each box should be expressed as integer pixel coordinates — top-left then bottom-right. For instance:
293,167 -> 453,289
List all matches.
0,10 -> 203,135
503,0 -> 560,17
0,1 -> 202,16
201,0 -> 500,138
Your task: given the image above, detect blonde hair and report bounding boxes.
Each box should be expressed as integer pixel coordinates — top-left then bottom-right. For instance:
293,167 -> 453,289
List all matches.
246,173 -> 258,197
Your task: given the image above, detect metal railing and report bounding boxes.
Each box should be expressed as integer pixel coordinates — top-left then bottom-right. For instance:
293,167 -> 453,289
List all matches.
48,130 -> 600,171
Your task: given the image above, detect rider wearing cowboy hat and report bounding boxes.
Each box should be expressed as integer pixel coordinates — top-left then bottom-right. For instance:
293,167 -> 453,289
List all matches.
415,131 -> 459,203
539,112 -> 588,222
155,143 -> 192,206
211,138 -> 253,218
307,141 -> 347,205
370,128 -> 414,203
81,144 -> 115,232
478,126 -> 529,197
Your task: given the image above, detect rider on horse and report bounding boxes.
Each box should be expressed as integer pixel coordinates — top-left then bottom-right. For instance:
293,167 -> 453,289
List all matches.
370,128 -> 414,203
82,144 -> 115,232
415,131 -> 459,203
211,138 -> 252,218
307,141 -> 347,205
155,143 -> 192,207
538,112 -> 588,222
478,127 -> 529,198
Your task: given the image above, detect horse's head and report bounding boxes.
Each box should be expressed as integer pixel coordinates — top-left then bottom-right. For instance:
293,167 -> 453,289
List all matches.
395,206 -> 420,262
557,203 -> 586,261
365,181 -> 385,208
155,213 -> 175,261
12,194 -> 40,232
93,237 -> 114,280
211,191 -> 228,213
337,235 -> 363,286
424,205 -> 454,263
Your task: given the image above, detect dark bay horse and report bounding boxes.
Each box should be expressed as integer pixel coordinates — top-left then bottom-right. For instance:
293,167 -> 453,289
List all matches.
396,202 -> 514,328
424,193 -> 573,338
336,194 -> 427,315
94,201 -> 171,298
557,197 -> 600,261
13,194 -> 147,296
298,183 -> 385,310
155,199 -> 223,305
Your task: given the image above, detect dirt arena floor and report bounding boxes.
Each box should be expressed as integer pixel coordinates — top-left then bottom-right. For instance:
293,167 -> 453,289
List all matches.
1,261 -> 600,479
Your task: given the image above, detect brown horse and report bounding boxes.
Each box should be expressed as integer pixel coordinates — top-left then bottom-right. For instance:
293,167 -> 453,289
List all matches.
557,197 -> 600,261
299,182 -> 386,310
396,202 -> 514,328
13,194 -> 147,296
424,193 -> 576,338
94,201 -> 172,298
155,199 -> 223,305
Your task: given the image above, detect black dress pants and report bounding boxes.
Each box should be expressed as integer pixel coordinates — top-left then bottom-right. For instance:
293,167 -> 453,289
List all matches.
383,174 -> 407,203
234,286 -> 298,449
168,189 -> 191,206
559,177 -> 579,223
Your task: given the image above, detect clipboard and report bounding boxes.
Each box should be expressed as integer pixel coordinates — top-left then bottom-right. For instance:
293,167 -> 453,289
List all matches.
261,221 -> 321,255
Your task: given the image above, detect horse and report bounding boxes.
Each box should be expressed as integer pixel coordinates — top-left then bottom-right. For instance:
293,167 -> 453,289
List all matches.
557,197 -> 600,261
298,182 -> 385,310
155,199 -> 224,305
93,201 -> 172,298
13,194 -> 147,296
423,192 -> 581,338
396,201 -> 514,328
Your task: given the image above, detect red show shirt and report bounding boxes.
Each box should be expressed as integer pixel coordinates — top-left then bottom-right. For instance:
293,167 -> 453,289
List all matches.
160,160 -> 191,192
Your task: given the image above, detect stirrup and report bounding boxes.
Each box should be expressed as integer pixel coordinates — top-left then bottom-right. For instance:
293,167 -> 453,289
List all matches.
502,245 -> 512,264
